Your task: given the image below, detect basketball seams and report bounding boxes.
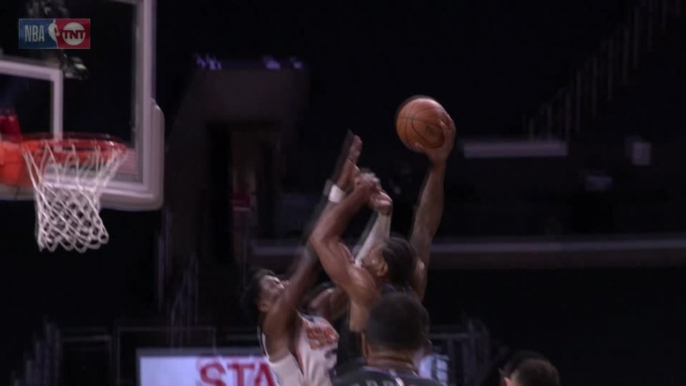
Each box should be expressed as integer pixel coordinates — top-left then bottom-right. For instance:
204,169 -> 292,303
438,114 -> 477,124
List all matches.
406,104 -> 443,121
409,119 -> 442,149
396,117 -> 444,127
394,95 -> 435,121
396,118 -> 410,146
395,97 -> 448,151
408,105 -> 445,148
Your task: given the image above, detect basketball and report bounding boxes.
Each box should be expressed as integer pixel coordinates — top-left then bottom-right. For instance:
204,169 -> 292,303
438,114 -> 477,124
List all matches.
396,96 -> 451,151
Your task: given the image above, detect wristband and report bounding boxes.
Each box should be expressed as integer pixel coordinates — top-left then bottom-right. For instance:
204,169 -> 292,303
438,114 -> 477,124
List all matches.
323,180 -> 333,195
328,184 -> 346,203
377,212 -> 392,223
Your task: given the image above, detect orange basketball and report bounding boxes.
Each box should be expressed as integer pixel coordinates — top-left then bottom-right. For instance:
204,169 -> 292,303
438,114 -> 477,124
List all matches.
395,96 -> 450,152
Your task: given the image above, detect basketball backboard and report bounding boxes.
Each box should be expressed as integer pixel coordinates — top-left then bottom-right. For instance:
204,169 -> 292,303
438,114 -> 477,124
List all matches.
0,0 -> 163,210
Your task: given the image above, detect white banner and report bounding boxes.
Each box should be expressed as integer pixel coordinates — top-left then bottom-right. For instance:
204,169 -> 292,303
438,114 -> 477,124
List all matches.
139,351 -> 277,386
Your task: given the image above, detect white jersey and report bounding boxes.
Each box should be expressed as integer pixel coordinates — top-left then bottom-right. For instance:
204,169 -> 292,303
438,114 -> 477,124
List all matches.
294,314 -> 339,386
263,313 -> 339,386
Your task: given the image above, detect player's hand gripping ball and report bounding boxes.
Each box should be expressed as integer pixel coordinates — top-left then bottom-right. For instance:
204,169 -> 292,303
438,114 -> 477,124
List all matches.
396,96 -> 453,152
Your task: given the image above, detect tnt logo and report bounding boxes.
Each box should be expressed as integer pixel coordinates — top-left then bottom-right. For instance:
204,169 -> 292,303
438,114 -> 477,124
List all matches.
18,19 -> 90,49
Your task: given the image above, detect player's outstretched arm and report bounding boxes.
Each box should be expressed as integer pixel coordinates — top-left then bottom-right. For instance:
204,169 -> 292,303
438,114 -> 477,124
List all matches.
311,201 -> 391,321
262,134 -> 362,356
310,174 -> 379,310
261,245 -> 320,360
409,118 -> 455,299
310,194 -> 391,321
353,209 -> 392,266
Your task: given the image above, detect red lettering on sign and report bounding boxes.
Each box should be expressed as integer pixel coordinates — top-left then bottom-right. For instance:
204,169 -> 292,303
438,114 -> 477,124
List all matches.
229,362 -> 254,386
199,363 -> 227,386
254,363 -> 276,386
197,358 -> 276,386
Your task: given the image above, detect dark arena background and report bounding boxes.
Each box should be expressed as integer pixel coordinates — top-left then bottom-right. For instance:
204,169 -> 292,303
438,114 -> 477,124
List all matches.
1,0 -> 686,385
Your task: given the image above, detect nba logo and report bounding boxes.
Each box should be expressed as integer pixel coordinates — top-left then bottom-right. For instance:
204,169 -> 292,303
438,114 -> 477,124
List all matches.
18,19 -> 91,49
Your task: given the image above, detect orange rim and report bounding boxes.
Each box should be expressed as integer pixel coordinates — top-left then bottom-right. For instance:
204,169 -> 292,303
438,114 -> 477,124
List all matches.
20,133 -> 126,164
0,133 -> 126,187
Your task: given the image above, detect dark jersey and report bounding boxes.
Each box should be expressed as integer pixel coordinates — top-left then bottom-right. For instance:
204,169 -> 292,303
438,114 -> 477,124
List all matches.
332,305 -> 364,376
333,367 -> 442,386
333,284 -> 414,377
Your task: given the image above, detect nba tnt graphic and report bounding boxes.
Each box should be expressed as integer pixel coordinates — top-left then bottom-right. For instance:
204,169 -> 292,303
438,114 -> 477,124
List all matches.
18,19 -> 90,49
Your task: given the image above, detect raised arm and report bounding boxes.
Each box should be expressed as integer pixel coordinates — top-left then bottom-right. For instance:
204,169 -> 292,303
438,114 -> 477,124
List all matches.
261,245 -> 321,359
409,118 -> 455,299
283,132 -> 362,278
309,174 -> 380,308
311,195 -> 391,321
353,211 -> 392,266
262,134 -> 362,356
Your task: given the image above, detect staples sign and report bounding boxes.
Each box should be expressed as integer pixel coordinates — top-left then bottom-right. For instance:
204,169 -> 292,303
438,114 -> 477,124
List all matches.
139,353 -> 278,386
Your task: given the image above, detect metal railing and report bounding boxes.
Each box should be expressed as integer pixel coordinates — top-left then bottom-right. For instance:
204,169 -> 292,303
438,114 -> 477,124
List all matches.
155,201 -> 200,347
169,255 -> 200,347
155,206 -> 174,314
11,321 -> 62,386
523,0 -> 683,141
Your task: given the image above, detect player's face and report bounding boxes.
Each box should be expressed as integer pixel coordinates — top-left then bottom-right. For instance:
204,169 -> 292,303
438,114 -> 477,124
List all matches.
257,275 -> 286,313
361,245 -> 387,278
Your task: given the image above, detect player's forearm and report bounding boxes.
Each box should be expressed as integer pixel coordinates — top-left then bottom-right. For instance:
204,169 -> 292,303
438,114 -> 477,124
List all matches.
309,190 -> 367,285
284,189 -> 338,278
287,246 -> 320,297
269,186 -> 340,333
412,162 -> 446,259
353,212 -> 392,263
266,246 -> 321,339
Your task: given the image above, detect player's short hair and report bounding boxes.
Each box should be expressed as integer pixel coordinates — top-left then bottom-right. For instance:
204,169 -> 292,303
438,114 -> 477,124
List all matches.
380,236 -> 417,286
365,292 -> 429,352
240,267 -> 275,325
502,351 -> 560,386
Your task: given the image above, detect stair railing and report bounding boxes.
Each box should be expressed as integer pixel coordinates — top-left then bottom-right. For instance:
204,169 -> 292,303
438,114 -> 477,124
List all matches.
11,321 -> 62,386
169,254 -> 199,347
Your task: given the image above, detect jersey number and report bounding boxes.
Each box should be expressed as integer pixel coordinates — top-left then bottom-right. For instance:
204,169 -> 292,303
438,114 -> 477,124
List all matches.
306,326 -> 338,350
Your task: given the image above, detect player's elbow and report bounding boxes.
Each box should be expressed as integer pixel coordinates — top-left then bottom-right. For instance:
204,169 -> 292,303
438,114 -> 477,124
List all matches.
308,230 -> 328,253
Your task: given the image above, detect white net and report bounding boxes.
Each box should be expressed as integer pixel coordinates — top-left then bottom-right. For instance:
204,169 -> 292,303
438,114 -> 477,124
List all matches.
22,139 -> 127,253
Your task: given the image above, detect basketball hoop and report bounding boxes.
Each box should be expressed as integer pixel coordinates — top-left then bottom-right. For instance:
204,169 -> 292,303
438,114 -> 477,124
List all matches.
0,134 -> 127,253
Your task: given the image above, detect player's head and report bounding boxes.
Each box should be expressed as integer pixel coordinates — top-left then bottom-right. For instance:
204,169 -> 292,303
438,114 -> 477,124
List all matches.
362,293 -> 431,363
361,236 -> 416,286
241,268 -> 286,325
500,351 -> 560,386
